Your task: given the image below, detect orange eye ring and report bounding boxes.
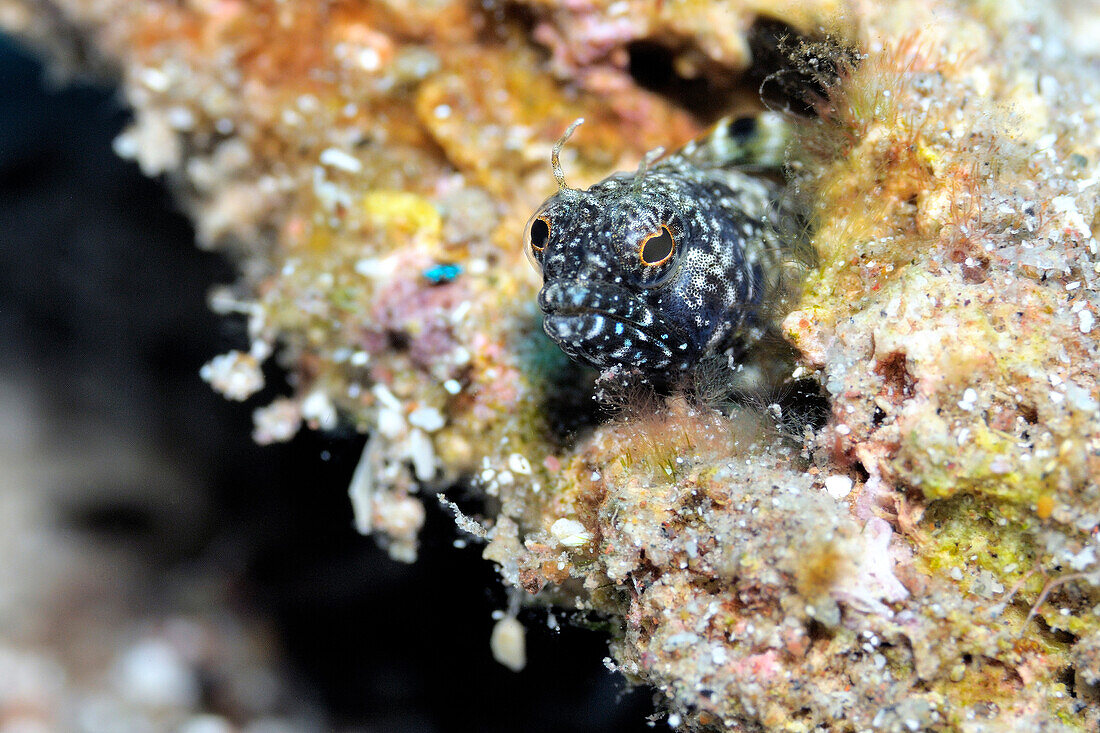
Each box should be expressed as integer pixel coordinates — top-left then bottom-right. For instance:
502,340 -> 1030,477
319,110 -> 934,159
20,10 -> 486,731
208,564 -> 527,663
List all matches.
528,216 -> 551,252
639,226 -> 676,266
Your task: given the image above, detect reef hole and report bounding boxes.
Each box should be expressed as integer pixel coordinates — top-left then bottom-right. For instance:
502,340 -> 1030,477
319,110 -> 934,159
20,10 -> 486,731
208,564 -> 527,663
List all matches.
850,460 -> 871,483
518,323 -> 603,448
772,376 -> 831,436
626,20 -> 855,124
871,405 -> 887,428
626,40 -> 741,122
1057,665 -> 1077,699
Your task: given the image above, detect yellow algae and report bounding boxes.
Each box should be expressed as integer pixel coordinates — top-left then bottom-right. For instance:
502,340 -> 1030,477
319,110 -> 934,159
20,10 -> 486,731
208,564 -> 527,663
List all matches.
362,190 -> 443,246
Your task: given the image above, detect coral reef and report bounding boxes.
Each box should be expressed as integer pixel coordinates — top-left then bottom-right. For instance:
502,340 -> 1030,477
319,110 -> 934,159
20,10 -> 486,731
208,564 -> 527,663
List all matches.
3,0 -> 1099,729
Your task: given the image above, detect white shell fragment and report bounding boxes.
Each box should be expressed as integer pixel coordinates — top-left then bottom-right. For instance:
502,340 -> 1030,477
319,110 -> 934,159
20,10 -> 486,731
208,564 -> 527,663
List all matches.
956,388 -> 978,412
407,406 -> 445,432
824,475 -> 854,499
550,518 -> 592,548
319,146 -> 363,173
199,350 -> 264,401
301,390 -> 338,431
490,616 -> 526,672
507,453 -> 532,475
1079,309 -> 1095,334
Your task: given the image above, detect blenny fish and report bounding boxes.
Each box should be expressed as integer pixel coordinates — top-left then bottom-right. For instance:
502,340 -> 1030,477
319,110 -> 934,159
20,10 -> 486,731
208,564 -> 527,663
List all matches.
525,113 -> 804,382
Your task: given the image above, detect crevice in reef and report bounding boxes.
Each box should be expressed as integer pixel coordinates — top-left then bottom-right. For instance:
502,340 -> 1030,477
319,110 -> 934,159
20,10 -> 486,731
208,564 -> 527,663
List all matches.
520,326 -> 602,449
625,19 -> 857,125
626,40 -> 743,123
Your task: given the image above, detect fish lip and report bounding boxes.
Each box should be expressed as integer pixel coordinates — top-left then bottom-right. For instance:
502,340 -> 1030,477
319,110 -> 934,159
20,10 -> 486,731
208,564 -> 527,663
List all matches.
537,278 -> 695,370
542,311 -> 681,371
537,278 -> 676,333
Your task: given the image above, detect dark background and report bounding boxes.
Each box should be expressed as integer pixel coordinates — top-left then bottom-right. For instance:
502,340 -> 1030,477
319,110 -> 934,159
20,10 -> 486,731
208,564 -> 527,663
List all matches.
0,34 -> 652,732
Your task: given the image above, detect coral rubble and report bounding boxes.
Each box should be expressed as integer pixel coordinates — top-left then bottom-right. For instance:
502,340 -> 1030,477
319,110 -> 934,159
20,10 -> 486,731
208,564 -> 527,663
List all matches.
4,0 -> 1099,729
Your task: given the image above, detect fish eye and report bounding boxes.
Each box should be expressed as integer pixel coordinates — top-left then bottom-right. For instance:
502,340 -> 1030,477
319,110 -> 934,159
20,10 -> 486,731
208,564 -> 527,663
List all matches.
524,214 -> 551,275
639,226 -> 675,266
529,216 -> 550,251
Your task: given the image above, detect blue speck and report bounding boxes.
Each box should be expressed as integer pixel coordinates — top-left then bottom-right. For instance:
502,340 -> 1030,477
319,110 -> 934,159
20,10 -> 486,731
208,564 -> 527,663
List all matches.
423,263 -> 462,284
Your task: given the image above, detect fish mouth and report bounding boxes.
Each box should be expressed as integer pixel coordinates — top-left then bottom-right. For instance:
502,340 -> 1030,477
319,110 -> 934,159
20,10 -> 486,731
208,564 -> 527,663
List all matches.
537,279 -> 693,371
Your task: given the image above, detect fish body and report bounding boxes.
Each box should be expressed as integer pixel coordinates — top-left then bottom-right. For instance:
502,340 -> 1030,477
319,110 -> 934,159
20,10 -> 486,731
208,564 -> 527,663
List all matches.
526,114 -> 801,381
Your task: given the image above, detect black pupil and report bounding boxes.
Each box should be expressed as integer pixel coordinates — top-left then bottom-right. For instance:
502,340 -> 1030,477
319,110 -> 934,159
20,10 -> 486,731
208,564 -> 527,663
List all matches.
642,227 -> 674,264
728,116 -> 756,140
530,218 -> 549,249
